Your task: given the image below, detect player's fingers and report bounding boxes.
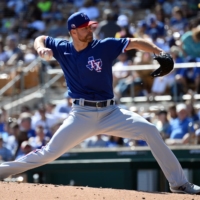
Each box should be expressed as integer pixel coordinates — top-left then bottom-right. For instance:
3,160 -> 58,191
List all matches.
47,49 -> 53,58
37,48 -> 53,60
41,51 -> 49,59
43,50 -> 53,60
37,48 -> 45,57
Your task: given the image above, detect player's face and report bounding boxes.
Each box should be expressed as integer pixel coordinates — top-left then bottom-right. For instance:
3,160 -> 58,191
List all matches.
75,25 -> 94,42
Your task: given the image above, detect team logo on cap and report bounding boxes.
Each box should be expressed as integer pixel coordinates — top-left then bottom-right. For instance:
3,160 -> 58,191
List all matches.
81,13 -> 88,20
86,56 -> 102,72
71,24 -> 76,29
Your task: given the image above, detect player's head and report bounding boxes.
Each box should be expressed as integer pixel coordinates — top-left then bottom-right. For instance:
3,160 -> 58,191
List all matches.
67,12 -> 97,42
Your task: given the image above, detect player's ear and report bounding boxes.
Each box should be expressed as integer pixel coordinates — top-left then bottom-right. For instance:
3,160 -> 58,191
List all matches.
70,29 -> 76,36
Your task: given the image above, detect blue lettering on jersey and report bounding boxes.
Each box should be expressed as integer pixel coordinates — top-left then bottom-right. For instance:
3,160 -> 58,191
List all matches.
86,56 -> 102,72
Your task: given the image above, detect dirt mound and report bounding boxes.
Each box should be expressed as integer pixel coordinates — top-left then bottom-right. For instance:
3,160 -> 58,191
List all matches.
0,182 -> 200,200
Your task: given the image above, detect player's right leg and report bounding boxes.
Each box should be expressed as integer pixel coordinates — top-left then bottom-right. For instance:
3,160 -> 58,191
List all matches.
0,105 -> 98,180
97,106 -> 200,194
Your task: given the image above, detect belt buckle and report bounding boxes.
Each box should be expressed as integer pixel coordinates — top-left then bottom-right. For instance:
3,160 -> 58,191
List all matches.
96,102 -> 100,108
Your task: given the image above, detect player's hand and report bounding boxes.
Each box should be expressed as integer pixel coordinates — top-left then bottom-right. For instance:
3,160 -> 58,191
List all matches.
37,47 -> 53,61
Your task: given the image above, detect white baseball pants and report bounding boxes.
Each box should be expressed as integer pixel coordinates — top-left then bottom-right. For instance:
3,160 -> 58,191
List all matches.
0,104 -> 187,187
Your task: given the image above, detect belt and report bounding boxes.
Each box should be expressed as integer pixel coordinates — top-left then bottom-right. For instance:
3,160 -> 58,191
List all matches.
73,99 -> 115,108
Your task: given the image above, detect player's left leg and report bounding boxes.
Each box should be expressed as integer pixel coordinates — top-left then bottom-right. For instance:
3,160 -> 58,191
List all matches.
0,105 -> 99,180
97,105 -> 200,194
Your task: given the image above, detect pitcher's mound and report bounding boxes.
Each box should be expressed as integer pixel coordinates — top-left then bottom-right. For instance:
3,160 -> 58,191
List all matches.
0,182 -> 200,200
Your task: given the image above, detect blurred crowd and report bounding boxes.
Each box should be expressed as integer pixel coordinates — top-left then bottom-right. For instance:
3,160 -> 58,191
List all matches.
1,91 -> 200,162
0,0 -> 200,95
1,0 -> 200,162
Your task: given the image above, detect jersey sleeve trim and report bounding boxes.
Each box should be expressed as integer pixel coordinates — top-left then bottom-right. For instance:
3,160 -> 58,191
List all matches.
123,38 -> 130,53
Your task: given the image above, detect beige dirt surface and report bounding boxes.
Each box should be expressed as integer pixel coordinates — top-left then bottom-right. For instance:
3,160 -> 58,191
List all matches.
0,182 -> 200,200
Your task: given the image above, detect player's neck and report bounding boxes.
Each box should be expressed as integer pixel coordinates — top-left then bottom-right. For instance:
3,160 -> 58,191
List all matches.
73,40 -> 89,52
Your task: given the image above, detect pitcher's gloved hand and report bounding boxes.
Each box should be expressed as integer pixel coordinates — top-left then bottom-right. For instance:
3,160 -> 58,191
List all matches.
150,52 -> 174,77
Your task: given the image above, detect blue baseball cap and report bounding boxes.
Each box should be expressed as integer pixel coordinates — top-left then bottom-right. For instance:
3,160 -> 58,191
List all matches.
67,12 -> 97,32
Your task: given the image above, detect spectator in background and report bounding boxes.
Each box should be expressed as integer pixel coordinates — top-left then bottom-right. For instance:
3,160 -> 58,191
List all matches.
24,1 -> 42,22
149,29 -> 170,52
134,20 -> 149,39
18,112 -> 36,138
13,129 -> 29,160
165,103 -> 194,145
23,43 -> 37,64
169,6 -> 188,35
116,14 -> 129,29
72,0 -> 85,8
106,136 -> 124,147
29,15 -> 46,34
112,52 -> 133,87
7,0 -> 25,18
0,136 -> 12,161
168,103 -> 178,121
106,0 -> 120,21
78,0 -> 99,20
145,14 -> 166,38
48,17 -> 69,38
50,119 -> 64,136
45,101 -> 56,116
7,0 -> 24,16
15,141 -> 32,160
54,91 -> 73,119
4,35 -> 24,66
185,99 -> 199,123
95,9 -> 121,39
114,69 -> 144,100
117,0 -> 139,11
20,105 -> 32,114
44,101 -> 63,123
42,1 -> 63,22
170,45 -> 185,71
168,46 -> 187,98
154,110 -> 171,140
154,3 -> 166,23
176,57 -> 200,94
181,26 -> 200,59
12,19 -> 38,41
29,125 -> 50,149
37,0 -> 52,14
180,1 -> 199,19
0,1 -> 16,20
162,0 -> 182,17
6,119 -> 20,157
31,104 -> 56,137
139,0 -> 157,9
115,14 -> 137,60
151,75 -> 171,96
86,134 -> 107,148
